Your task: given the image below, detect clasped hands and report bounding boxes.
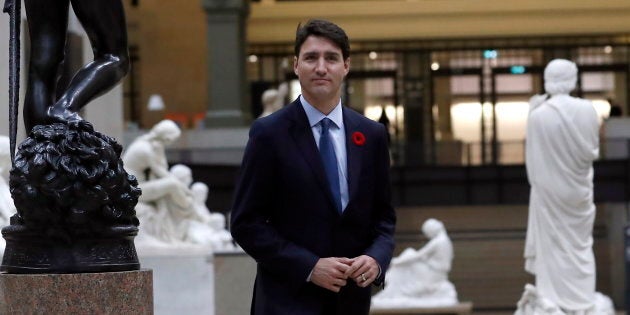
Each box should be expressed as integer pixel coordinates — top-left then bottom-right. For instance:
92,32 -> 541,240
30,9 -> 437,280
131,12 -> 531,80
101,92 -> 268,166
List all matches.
310,255 -> 379,292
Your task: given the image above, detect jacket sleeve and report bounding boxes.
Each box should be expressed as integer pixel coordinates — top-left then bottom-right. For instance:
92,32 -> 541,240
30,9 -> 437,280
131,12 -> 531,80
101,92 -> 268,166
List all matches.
230,120 -> 319,291
364,123 -> 396,286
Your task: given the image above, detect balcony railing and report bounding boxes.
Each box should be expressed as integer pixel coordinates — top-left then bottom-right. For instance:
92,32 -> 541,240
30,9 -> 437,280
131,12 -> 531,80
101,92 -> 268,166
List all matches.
389,137 -> 630,167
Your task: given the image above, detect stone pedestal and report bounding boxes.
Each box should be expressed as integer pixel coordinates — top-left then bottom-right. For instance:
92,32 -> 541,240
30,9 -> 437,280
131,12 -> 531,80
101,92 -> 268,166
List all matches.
370,302 -> 473,315
138,245 -> 215,315
0,269 -> 153,314
214,251 -> 256,315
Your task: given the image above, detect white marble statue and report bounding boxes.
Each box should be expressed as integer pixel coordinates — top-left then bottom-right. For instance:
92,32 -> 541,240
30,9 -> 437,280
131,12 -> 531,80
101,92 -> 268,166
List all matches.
122,125 -> 236,250
123,120 -> 191,206
518,59 -> 614,315
372,218 -> 458,308
167,164 -> 201,242
180,170 -> 235,250
206,211 -> 235,251
516,284 -> 614,315
0,136 -> 16,250
258,82 -> 288,118
122,120 -> 193,245
191,182 -> 214,223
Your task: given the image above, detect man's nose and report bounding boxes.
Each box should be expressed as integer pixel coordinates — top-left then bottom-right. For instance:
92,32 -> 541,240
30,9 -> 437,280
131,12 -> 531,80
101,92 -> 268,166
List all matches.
315,58 -> 326,74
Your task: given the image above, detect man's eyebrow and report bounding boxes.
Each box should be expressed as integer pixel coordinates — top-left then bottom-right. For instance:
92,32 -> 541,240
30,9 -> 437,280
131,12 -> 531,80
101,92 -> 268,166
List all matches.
301,50 -> 341,57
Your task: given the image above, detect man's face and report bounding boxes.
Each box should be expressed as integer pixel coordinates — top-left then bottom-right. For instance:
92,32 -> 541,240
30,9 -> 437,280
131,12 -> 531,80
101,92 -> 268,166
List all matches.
294,35 -> 349,104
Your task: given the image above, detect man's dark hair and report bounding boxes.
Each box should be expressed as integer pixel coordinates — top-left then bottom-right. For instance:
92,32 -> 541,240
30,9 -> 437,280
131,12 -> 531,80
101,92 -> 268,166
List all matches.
295,19 -> 350,60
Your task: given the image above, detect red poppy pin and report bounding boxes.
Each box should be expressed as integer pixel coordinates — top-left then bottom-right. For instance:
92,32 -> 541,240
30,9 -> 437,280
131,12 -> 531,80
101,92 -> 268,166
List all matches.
352,131 -> 366,146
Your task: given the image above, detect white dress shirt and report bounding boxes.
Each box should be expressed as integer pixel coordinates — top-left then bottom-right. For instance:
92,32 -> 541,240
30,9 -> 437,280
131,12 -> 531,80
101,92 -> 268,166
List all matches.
300,95 -> 349,212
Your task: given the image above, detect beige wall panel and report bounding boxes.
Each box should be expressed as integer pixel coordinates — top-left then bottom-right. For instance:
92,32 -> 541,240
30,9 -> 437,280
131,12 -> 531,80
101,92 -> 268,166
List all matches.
249,0 -> 630,43
130,1 -> 208,128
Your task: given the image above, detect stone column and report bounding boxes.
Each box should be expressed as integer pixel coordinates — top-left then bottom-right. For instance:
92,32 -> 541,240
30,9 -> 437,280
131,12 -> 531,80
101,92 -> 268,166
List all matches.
401,51 -> 433,165
202,0 -> 251,127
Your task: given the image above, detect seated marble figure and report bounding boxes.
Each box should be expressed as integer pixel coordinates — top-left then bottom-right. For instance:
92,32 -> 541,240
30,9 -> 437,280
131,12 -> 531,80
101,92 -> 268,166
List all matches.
372,218 -> 458,308
170,164 -> 235,250
122,120 -> 192,245
190,182 -> 235,251
122,124 -> 235,249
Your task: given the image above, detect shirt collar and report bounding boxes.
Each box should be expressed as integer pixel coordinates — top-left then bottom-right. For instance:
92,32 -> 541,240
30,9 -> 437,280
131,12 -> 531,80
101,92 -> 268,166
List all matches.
300,95 -> 343,129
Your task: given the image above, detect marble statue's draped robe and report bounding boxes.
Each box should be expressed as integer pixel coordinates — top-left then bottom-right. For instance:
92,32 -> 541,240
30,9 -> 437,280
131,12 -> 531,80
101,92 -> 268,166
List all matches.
524,94 -> 599,311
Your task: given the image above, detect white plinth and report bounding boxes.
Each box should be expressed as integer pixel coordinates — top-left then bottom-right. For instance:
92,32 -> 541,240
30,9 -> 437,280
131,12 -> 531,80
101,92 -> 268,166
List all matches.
370,302 -> 473,315
138,245 -> 214,315
214,251 -> 256,315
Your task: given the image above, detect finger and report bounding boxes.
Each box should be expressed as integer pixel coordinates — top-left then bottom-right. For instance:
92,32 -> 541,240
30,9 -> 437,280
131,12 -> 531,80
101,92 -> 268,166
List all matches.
352,257 -> 378,278
334,278 -> 347,287
358,279 -> 371,288
358,274 -> 375,288
331,265 -> 350,279
355,275 -> 365,286
334,261 -> 351,275
355,271 -> 370,283
346,258 -> 367,276
355,275 -> 364,284
350,264 -> 370,279
343,263 -> 359,278
336,257 -> 354,265
328,284 -> 341,293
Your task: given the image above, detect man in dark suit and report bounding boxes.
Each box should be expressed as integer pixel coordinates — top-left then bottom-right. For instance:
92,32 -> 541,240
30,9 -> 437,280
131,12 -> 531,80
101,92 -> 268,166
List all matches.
231,19 -> 396,315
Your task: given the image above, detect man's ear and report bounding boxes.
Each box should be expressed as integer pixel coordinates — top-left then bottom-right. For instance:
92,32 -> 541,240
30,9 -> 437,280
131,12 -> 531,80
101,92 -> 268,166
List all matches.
293,56 -> 298,76
344,57 -> 351,76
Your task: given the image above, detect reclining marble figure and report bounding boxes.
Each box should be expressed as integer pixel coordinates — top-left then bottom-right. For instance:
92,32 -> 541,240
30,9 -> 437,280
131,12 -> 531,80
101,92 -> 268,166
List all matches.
372,218 -> 458,308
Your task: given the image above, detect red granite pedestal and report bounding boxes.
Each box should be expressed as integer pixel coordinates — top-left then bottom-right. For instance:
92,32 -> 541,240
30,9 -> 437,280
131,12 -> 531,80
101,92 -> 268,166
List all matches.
0,269 -> 153,314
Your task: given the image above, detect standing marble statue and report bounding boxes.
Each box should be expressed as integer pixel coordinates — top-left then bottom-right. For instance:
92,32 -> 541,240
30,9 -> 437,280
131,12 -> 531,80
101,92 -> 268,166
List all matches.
258,82 -> 288,118
518,59 -> 613,314
372,218 -> 458,308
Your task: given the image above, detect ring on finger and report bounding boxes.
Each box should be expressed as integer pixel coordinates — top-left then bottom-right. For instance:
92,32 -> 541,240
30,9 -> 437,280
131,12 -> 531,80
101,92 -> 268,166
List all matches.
360,273 -> 367,282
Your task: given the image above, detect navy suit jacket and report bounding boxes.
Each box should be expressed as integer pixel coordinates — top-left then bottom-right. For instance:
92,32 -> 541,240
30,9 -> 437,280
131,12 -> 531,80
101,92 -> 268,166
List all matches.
231,98 -> 396,315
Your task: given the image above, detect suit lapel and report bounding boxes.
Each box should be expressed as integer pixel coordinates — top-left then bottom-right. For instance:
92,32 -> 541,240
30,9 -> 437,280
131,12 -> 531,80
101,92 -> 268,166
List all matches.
343,109 -> 363,205
288,100 -> 340,214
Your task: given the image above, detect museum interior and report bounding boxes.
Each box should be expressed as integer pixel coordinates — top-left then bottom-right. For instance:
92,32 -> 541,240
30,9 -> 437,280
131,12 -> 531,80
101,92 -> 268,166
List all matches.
0,0 -> 627,313
118,0 -> 630,312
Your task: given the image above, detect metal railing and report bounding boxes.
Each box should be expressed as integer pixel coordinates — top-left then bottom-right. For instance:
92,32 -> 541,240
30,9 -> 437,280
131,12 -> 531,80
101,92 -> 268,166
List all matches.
390,137 -> 630,167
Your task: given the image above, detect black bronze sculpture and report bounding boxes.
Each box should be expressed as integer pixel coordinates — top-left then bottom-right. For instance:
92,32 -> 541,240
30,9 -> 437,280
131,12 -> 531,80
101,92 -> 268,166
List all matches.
1,0 -> 141,273
23,0 -> 130,133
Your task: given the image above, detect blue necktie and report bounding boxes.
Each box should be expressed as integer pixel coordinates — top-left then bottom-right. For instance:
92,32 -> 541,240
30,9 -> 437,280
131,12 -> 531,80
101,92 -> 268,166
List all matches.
319,118 -> 342,213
